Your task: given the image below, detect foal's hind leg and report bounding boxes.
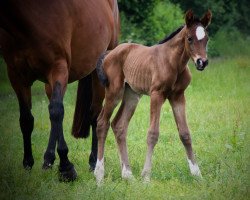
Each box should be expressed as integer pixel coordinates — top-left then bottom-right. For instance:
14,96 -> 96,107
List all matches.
94,81 -> 124,184
111,85 -> 140,180
141,91 -> 166,182
169,93 -> 201,177
7,68 -> 34,169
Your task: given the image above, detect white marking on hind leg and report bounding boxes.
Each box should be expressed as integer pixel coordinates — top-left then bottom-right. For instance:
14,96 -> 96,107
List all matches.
122,165 -> 134,180
94,158 -> 104,185
187,159 -> 202,177
141,167 -> 151,183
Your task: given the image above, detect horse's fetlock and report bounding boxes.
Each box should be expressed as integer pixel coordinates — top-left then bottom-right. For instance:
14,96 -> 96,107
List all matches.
57,147 -> 69,158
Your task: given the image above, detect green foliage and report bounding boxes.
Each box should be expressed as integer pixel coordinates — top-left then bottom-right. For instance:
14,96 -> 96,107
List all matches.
118,0 -> 159,23
209,27 -> 250,58
142,1 -> 183,44
170,0 -> 250,35
120,1 -> 183,45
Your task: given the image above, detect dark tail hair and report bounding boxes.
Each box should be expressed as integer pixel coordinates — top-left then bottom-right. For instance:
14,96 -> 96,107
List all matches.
71,74 -> 92,138
96,52 -> 109,87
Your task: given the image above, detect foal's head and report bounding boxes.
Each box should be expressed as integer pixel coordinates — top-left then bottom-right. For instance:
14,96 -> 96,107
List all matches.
184,10 -> 212,71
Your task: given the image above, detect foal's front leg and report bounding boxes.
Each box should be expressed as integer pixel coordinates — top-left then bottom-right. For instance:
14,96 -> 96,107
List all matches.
169,92 -> 201,177
141,91 -> 166,182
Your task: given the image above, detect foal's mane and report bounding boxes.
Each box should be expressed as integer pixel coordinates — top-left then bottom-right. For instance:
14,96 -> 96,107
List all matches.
158,25 -> 184,44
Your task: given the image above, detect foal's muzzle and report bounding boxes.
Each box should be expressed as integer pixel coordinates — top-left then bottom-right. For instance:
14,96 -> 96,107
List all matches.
196,58 -> 208,71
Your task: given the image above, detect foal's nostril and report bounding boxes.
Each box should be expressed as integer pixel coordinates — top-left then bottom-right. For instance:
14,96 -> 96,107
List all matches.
203,59 -> 209,67
196,58 -> 203,68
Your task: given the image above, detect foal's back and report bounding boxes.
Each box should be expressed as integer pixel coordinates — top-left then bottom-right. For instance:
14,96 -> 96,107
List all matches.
105,43 -> 159,94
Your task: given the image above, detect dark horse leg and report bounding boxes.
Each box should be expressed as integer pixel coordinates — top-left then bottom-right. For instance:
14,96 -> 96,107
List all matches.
7,68 -> 34,169
43,59 -> 77,181
89,71 -> 105,171
71,70 -> 104,171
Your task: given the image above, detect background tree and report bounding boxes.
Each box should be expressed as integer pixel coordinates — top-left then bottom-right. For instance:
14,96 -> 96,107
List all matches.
118,0 -> 250,57
171,0 -> 250,35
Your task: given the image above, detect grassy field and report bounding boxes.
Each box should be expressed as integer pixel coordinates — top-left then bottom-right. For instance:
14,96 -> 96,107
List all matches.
0,55 -> 249,200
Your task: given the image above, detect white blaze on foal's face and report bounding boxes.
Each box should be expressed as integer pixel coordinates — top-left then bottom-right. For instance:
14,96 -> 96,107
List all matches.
196,26 -> 205,40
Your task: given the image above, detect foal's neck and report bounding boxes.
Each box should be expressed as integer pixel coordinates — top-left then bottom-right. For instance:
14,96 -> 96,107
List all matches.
159,27 -> 189,72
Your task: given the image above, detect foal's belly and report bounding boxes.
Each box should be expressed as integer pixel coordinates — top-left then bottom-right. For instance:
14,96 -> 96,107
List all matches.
124,69 -> 151,95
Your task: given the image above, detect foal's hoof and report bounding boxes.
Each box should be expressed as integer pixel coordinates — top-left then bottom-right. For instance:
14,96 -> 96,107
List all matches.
141,170 -> 151,183
23,157 -> 34,170
58,163 -> 77,182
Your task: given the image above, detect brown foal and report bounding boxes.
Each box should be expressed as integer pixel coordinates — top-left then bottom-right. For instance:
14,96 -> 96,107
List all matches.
94,10 -> 212,184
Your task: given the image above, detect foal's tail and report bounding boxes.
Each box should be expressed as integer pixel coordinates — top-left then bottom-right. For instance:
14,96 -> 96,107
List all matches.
71,74 -> 92,138
96,52 -> 109,87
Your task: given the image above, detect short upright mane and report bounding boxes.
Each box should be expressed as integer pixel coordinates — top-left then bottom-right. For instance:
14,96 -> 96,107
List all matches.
158,25 -> 184,44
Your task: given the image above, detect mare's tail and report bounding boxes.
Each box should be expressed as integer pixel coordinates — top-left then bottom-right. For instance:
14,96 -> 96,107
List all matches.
96,52 -> 109,87
71,74 -> 92,138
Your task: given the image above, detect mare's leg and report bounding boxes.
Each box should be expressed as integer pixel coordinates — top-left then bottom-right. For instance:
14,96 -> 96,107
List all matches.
169,92 -> 201,176
43,59 -> 77,181
42,83 -> 56,169
94,81 -> 124,184
141,91 -> 166,182
7,68 -> 34,169
89,70 -> 105,171
111,85 -> 140,179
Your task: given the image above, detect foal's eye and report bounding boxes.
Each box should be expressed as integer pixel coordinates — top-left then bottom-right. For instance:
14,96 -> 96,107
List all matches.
187,37 -> 193,43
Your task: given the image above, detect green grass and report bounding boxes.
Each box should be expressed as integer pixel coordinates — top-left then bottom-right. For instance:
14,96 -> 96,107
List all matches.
0,56 -> 249,200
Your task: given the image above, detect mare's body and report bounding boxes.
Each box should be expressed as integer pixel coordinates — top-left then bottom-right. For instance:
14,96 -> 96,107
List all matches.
0,0 -> 119,181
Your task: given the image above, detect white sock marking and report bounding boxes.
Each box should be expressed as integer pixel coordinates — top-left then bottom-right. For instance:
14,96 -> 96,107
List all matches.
94,158 -> 104,185
196,26 -> 205,40
122,165 -> 133,180
187,159 -> 202,177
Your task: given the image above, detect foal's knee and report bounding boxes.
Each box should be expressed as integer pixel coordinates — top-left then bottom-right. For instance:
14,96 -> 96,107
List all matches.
96,119 -> 110,139
179,132 -> 192,145
147,130 -> 159,147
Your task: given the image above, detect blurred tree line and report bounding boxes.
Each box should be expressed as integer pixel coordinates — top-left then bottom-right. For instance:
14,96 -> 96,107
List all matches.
118,0 -> 250,57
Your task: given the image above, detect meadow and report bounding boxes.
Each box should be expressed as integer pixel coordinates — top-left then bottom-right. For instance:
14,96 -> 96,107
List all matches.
0,54 -> 249,199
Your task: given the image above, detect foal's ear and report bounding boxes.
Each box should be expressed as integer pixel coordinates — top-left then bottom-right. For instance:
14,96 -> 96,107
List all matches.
200,10 -> 212,28
185,9 -> 195,27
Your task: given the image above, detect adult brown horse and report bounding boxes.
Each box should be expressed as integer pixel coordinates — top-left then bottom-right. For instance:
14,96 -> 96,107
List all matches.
94,10 -> 212,184
0,0 -> 119,181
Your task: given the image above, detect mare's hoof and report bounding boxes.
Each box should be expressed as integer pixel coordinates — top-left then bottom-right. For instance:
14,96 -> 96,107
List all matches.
43,151 -> 55,170
89,162 -> 96,172
42,161 -> 53,170
23,157 -> 34,170
58,163 -> 77,182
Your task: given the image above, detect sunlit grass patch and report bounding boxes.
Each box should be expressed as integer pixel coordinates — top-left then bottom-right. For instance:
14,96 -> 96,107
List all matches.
0,56 -> 249,199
